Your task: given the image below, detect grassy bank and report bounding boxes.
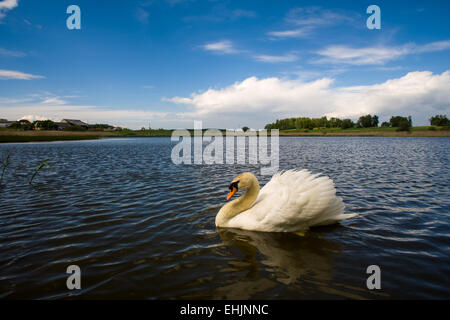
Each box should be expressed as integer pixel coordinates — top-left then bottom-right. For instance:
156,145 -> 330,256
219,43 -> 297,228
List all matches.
0,129 -> 172,143
0,130 -> 109,143
0,135 -> 104,143
1,126 -> 449,143
278,126 -> 450,137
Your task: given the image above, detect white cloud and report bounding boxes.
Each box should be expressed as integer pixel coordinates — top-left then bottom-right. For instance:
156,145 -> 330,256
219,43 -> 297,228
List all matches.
202,40 -> 240,54
19,115 -> 50,122
413,40 -> 450,53
40,97 -> 67,105
315,45 -> 410,65
0,0 -> 17,9
0,47 -> 26,57
268,28 -> 310,39
165,71 -> 450,126
0,0 -> 18,20
266,7 -> 356,41
253,53 -> 298,63
315,40 -> 450,65
0,69 -> 44,80
286,7 -> 355,27
3,71 -> 449,128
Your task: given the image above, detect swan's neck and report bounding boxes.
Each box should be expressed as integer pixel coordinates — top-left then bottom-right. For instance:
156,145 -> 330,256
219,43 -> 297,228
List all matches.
216,176 -> 260,227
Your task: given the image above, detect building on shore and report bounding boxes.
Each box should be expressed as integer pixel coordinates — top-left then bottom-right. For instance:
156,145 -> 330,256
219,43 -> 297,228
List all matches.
61,119 -> 89,129
54,122 -> 70,130
0,119 -> 14,128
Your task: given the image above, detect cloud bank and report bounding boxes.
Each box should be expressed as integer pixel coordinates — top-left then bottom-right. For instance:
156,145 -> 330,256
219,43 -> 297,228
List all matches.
0,0 -> 18,20
165,70 -> 450,126
3,71 -> 449,128
315,40 -> 450,65
201,40 -> 240,54
0,69 -> 44,80
253,53 -> 298,63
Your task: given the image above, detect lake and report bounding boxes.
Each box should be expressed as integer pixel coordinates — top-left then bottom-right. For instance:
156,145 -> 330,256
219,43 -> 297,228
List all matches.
0,137 -> 449,299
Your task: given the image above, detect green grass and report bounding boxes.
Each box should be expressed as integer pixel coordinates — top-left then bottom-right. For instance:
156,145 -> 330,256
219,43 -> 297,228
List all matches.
0,135 -> 102,143
1,126 -> 449,143
114,129 -> 173,137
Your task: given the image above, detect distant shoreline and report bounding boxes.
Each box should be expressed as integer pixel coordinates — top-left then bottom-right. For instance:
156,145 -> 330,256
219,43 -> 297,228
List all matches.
0,127 -> 449,143
278,130 -> 450,137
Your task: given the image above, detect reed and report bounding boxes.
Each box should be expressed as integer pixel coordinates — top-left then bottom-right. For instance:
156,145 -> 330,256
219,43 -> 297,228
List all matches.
0,152 -> 11,184
29,158 -> 51,185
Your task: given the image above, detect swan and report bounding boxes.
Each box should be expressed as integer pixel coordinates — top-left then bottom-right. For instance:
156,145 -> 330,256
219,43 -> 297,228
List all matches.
216,169 -> 357,233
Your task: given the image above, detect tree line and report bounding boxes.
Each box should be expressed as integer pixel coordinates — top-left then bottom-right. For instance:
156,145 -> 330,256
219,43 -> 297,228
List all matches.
264,114 -> 449,131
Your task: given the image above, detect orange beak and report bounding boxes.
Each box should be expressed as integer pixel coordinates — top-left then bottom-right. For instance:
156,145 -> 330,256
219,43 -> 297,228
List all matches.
227,186 -> 237,200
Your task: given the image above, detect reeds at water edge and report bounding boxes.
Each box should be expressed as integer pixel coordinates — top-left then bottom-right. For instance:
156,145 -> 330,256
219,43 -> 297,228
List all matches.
29,158 -> 51,185
0,152 -> 11,184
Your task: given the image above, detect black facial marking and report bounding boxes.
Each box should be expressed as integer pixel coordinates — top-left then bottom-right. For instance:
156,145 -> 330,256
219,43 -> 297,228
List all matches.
229,180 -> 239,191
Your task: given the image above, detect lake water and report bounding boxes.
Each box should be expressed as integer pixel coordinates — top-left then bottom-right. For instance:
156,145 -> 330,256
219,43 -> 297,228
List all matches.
0,137 -> 449,299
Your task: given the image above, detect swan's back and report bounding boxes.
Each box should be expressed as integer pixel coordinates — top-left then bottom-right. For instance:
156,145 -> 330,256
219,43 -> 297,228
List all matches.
226,169 -> 356,232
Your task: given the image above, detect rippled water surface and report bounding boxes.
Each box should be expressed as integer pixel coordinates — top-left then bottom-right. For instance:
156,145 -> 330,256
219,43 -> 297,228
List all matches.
0,137 -> 449,299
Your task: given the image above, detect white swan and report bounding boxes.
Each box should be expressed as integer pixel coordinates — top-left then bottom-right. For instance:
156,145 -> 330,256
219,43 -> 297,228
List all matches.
216,169 -> 357,233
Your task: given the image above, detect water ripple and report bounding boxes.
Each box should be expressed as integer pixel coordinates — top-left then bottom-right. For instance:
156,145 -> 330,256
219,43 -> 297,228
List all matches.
0,137 -> 449,299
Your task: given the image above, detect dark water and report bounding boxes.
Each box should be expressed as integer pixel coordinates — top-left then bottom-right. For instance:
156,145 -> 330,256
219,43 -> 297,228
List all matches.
0,137 -> 449,299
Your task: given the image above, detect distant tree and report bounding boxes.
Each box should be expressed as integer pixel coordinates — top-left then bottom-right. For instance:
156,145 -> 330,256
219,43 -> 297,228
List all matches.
328,117 -> 343,128
9,120 -> 33,130
390,116 -> 411,128
297,117 -> 313,129
396,116 -> 412,132
429,115 -> 449,126
89,124 -> 113,129
381,121 -> 391,127
340,119 -> 355,129
265,116 -> 358,130
242,126 -> 249,132
356,114 -> 378,128
34,120 -> 58,130
372,115 -> 379,127
8,122 -> 22,129
63,125 -> 86,131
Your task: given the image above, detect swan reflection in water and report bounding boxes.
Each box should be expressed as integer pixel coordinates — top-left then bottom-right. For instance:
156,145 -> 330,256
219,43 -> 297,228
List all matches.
214,227 -> 388,299
214,226 -> 348,299
217,227 -> 341,284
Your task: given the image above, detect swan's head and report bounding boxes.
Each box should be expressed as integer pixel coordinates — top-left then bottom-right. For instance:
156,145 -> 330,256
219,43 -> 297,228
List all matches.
226,172 -> 257,200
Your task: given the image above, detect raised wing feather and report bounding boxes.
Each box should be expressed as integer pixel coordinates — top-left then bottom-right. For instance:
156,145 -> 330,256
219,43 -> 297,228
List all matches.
227,170 -> 353,232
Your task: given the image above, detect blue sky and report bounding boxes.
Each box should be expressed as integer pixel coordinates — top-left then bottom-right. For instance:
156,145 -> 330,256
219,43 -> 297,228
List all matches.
0,0 -> 449,128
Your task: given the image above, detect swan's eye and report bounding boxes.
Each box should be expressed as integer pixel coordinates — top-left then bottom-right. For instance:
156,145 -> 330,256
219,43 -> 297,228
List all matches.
229,180 -> 239,191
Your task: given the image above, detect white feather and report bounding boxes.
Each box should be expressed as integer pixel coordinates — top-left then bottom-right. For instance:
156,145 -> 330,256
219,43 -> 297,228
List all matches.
223,169 -> 356,232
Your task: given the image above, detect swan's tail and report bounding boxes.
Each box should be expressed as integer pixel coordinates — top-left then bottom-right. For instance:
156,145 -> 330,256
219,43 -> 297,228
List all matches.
312,213 -> 357,227
336,213 -> 358,220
